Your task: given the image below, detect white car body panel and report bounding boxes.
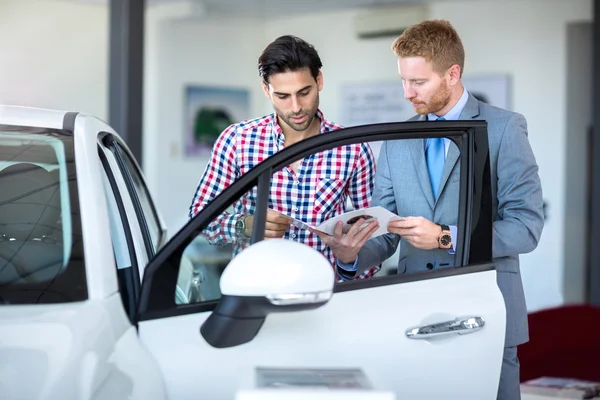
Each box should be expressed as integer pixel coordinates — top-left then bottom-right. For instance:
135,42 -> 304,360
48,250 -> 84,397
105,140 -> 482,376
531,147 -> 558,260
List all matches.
0,294 -> 165,400
139,270 -> 506,399
72,115 -> 122,300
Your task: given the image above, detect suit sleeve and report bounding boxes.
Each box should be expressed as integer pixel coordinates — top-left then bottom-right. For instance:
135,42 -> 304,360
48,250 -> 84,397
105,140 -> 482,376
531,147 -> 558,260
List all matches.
493,113 -> 544,258
354,141 -> 401,276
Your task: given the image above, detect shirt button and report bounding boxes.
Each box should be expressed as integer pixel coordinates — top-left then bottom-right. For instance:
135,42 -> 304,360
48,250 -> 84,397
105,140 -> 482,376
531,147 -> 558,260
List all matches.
295,181 -> 299,185
294,207 -> 299,211
291,234 -> 297,239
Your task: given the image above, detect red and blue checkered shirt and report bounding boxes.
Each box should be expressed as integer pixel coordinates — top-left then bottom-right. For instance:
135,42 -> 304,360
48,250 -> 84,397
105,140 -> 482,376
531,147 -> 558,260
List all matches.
189,109 -> 380,279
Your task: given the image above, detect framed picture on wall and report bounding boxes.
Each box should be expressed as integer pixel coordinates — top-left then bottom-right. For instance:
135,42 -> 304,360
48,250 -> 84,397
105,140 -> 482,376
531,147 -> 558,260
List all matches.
462,74 -> 512,110
184,85 -> 250,157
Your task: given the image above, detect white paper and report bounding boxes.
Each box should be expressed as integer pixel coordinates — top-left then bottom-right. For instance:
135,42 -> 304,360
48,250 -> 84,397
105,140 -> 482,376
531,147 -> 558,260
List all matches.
275,206 -> 403,239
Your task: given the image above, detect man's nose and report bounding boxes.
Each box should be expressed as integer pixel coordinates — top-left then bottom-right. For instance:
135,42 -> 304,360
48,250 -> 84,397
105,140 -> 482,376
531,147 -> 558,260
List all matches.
291,97 -> 302,113
404,87 -> 416,100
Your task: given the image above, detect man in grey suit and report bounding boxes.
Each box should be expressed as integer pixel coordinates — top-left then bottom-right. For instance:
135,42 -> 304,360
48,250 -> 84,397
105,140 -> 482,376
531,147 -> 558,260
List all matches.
316,20 -> 544,399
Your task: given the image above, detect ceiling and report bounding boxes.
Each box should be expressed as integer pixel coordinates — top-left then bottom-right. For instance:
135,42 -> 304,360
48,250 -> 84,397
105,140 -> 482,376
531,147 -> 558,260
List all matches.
74,0 -> 459,16
184,0 -> 429,15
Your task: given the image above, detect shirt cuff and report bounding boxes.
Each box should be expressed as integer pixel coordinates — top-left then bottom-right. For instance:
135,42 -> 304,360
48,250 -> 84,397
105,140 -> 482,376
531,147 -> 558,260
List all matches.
448,225 -> 457,255
337,258 -> 358,271
336,257 -> 358,281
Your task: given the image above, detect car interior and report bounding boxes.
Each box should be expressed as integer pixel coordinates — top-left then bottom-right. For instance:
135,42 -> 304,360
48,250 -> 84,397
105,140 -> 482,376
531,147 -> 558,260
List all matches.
0,156 -> 66,284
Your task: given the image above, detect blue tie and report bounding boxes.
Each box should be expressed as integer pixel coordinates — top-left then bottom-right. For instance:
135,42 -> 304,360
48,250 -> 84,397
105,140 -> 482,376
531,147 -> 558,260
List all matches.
426,117 -> 446,200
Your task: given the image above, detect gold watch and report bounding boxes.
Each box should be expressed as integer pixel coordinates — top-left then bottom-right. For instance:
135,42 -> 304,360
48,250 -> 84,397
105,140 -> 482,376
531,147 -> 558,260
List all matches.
438,224 -> 452,249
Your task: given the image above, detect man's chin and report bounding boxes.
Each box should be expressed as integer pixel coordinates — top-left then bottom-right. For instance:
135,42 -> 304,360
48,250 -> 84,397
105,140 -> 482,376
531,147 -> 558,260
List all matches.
412,104 -> 428,115
285,118 -> 313,132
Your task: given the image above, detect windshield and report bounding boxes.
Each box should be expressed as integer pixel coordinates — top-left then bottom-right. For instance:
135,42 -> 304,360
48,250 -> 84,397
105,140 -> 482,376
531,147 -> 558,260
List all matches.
0,125 -> 86,304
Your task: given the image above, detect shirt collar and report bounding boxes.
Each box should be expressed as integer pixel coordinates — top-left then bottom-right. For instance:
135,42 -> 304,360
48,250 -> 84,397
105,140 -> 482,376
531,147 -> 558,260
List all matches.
428,88 -> 469,121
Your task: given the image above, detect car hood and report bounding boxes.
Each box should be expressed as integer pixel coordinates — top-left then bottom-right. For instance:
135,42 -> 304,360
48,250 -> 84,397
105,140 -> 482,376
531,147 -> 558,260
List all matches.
0,300 -> 116,399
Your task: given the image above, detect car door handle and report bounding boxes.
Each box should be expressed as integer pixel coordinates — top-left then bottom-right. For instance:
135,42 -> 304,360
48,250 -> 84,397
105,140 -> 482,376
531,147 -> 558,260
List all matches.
405,316 -> 485,339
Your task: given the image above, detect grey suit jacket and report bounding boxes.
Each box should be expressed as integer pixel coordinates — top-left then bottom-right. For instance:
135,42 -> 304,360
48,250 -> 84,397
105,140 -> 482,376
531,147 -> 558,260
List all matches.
352,94 -> 544,347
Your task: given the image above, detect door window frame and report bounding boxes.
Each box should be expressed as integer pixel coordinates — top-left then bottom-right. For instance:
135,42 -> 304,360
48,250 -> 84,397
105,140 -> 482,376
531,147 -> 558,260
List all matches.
136,121 -> 493,322
98,140 -> 142,321
101,134 -> 165,258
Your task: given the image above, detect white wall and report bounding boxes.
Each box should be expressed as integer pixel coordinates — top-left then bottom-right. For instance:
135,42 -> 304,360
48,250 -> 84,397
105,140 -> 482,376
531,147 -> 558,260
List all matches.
0,0 -> 108,118
0,0 -> 592,312
144,12 -> 266,237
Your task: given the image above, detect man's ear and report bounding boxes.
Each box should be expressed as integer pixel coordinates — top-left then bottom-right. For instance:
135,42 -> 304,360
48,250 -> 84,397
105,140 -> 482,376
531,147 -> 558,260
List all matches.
448,64 -> 461,85
261,81 -> 271,99
316,71 -> 324,91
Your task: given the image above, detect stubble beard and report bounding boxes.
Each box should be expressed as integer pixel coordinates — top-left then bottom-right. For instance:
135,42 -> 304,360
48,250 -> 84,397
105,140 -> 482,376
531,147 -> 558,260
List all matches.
412,81 -> 452,115
277,95 -> 319,132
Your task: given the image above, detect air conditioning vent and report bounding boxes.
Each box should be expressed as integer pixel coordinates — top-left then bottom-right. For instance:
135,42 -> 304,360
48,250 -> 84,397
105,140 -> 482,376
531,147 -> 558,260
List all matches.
354,5 -> 428,39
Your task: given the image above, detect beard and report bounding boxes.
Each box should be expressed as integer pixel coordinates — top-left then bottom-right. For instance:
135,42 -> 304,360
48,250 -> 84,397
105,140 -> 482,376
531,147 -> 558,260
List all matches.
275,94 -> 319,132
411,81 -> 452,115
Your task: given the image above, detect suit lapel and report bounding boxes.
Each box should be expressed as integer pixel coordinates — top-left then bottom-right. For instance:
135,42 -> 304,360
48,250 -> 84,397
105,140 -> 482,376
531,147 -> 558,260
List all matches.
436,94 -> 481,204
458,94 -> 481,121
410,114 -> 436,209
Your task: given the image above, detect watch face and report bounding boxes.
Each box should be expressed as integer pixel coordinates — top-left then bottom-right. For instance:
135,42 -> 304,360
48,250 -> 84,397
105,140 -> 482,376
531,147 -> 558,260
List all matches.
235,219 -> 245,235
440,234 -> 452,246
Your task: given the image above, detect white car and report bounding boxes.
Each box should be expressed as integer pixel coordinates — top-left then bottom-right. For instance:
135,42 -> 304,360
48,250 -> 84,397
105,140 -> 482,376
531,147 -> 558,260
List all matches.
0,105 -> 506,399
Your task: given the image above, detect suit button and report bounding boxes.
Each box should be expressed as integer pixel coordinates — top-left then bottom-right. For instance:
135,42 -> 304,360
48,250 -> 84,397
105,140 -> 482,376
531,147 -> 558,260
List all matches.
426,263 -> 434,270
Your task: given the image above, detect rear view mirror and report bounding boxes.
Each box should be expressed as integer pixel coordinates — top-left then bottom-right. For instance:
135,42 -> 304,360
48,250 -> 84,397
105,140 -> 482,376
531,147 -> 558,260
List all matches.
200,239 -> 334,348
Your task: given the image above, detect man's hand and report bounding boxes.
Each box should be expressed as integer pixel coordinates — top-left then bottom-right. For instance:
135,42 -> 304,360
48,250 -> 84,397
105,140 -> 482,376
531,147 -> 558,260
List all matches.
311,218 -> 379,264
387,216 -> 440,250
245,210 -> 292,239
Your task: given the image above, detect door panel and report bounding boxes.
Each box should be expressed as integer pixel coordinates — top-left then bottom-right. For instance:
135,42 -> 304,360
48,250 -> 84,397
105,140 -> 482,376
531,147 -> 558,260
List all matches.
137,122 -> 503,399
139,268 -> 505,399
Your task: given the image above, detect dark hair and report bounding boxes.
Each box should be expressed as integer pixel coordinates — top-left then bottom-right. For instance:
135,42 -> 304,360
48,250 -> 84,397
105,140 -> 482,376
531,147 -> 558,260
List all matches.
258,35 -> 323,84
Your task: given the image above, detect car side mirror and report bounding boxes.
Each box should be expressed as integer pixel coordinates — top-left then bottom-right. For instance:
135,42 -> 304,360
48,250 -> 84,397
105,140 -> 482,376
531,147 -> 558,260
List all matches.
200,239 -> 334,348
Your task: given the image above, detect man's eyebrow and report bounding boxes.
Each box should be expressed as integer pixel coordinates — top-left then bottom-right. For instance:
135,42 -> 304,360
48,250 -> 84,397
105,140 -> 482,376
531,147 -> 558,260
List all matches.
273,85 -> 312,96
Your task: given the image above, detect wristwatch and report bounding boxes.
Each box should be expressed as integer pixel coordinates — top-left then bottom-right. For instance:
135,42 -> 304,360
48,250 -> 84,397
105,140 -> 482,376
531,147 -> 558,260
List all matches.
437,224 -> 452,249
235,215 -> 249,239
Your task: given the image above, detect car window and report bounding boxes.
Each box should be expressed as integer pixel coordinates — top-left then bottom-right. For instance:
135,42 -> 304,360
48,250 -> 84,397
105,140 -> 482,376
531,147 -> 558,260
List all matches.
0,125 -> 87,304
174,136 -> 461,305
176,184 -> 254,304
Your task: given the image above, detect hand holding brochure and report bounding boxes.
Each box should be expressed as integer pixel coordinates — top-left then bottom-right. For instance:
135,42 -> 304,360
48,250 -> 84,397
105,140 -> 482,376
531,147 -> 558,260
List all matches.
277,206 -> 403,239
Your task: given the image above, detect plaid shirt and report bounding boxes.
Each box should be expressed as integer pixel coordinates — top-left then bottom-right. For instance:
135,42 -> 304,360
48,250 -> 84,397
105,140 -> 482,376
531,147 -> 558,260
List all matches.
189,110 -> 380,279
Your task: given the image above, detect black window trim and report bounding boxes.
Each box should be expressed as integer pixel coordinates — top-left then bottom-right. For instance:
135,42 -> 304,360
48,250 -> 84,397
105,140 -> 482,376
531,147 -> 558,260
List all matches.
136,120 -> 492,322
116,140 -> 166,249
101,134 -> 156,259
98,140 -> 141,322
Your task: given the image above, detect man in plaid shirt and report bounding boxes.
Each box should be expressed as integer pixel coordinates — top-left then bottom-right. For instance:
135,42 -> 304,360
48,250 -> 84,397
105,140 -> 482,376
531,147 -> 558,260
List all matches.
189,35 -> 380,279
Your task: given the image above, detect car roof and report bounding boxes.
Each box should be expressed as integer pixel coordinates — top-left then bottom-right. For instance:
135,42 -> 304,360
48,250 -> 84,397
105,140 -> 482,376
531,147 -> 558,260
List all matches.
0,105 -> 115,148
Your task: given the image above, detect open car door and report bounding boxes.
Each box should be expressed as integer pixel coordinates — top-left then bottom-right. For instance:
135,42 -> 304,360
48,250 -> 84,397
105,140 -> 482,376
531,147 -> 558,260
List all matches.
135,121 -> 506,399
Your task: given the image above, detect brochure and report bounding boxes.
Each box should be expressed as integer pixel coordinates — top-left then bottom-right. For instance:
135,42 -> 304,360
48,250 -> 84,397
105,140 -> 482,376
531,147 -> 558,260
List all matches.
275,206 -> 403,239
